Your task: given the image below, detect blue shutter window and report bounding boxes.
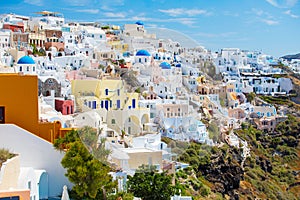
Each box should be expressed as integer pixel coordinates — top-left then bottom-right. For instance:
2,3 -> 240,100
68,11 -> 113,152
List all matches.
105,89 -> 108,95
105,100 -> 109,110
132,99 -> 136,109
117,100 -> 121,109
101,101 -> 104,108
93,101 -> 97,109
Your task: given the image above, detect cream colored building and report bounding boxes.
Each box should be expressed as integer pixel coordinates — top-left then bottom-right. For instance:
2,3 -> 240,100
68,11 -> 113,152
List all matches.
107,107 -> 150,136
71,77 -> 151,135
110,146 -> 163,171
71,77 -> 139,111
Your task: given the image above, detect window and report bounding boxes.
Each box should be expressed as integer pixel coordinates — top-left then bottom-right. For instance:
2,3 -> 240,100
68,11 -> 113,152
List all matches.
105,89 -> 109,95
0,107 -> 5,123
117,89 -> 120,96
28,181 -> 31,190
167,108 -> 170,111
27,66 -> 29,71
92,101 -> 97,109
111,119 -> 116,124
132,99 -> 136,109
117,100 -> 121,109
19,66 -> 22,71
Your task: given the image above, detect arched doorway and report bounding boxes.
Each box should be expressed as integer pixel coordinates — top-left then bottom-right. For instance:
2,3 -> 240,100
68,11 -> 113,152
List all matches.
141,114 -> 150,131
38,171 -> 48,199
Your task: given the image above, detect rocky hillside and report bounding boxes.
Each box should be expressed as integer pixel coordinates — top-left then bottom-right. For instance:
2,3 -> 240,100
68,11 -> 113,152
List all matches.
281,53 -> 300,61
164,114 -> 300,199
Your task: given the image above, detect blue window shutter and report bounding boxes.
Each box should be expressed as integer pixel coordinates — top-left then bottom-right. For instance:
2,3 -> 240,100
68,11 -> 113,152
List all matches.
117,100 -> 121,109
132,99 -> 136,109
105,100 -> 109,110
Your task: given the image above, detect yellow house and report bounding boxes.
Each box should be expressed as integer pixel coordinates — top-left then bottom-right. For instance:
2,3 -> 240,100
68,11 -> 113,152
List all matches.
107,40 -> 129,52
72,77 -> 150,135
72,77 -> 139,111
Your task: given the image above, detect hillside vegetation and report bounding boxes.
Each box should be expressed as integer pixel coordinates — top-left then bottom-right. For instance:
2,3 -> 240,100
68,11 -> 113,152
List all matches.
163,114 -> 300,199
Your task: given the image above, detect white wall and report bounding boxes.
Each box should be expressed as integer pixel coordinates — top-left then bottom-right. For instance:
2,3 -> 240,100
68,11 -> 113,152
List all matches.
0,124 -> 71,198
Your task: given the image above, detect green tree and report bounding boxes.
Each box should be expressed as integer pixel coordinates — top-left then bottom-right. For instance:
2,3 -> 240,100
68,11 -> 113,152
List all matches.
54,128 -> 114,199
127,165 -> 175,200
247,92 -> 256,104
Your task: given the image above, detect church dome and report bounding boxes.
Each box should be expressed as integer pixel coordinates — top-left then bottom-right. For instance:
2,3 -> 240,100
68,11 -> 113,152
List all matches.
136,49 -> 151,56
159,62 -> 171,69
135,21 -> 144,26
17,56 -> 35,64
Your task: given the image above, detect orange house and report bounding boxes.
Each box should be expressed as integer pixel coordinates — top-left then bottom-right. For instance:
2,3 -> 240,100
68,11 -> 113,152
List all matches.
0,73 -> 68,143
0,189 -> 30,200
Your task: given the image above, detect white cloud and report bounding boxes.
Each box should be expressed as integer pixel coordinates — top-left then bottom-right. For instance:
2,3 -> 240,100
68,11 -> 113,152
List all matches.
179,20 -> 196,26
24,0 -> 43,6
75,9 -> 99,14
159,8 -> 210,17
252,8 -> 265,16
265,0 -> 298,8
261,19 -> 279,25
101,5 -> 114,11
284,10 -> 299,18
104,12 -> 126,18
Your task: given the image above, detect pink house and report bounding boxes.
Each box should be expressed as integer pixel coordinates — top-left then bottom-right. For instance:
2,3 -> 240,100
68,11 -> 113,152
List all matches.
254,117 -> 277,132
228,108 -> 246,119
55,99 -> 74,115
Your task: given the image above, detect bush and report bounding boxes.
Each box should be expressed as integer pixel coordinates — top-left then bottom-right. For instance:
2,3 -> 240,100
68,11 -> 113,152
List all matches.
0,148 -> 14,164
200,185 -> 211,197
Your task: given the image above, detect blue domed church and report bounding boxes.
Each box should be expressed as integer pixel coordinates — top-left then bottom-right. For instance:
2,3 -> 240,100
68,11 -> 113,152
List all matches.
135,49 -> 151,65
16,55 -> 37,75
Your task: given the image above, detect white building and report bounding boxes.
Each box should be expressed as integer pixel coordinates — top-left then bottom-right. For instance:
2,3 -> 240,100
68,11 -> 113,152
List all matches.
0,124 -> 71,199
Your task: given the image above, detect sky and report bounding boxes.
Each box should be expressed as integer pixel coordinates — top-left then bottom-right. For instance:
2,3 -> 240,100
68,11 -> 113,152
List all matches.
0,0 -> 299,57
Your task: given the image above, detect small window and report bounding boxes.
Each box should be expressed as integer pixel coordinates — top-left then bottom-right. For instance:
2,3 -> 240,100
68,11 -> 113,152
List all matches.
0,106 -> 5,123
105,89 -> 109,95
19,66 -> 22,72
28,181 -> 31,190
27,66 -> 29,71
111,119 -> 116,124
